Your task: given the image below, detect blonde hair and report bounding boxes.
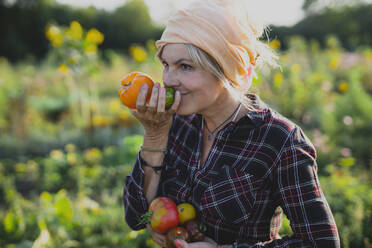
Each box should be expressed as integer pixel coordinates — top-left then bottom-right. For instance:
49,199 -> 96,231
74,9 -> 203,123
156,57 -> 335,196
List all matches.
185,43 -> 276,110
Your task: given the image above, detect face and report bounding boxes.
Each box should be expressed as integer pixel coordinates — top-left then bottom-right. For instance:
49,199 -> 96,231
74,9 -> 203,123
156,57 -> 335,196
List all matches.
160,44 -> 228,116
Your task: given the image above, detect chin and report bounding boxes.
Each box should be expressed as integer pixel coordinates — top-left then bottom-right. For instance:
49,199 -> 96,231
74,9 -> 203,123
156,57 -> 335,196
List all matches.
175,104 -> 196,116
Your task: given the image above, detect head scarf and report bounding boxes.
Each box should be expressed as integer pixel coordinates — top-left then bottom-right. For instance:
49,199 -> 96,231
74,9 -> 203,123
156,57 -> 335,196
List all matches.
155,0 -> 263,86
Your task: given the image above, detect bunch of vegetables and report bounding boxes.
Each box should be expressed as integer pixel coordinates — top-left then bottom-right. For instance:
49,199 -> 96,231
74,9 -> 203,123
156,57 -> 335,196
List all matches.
140,197 -> 206,248
118,71 -> 175,109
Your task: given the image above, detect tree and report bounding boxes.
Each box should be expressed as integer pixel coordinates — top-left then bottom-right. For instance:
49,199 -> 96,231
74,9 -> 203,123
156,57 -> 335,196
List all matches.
0,0 -> 162,62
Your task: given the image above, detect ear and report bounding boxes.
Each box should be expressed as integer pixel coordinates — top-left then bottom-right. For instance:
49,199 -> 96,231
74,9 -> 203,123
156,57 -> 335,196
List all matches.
239,66 -> 254,90
243,66 -> 253,81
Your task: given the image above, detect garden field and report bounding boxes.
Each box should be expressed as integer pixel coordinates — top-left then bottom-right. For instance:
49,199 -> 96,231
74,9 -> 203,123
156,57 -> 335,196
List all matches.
1,21 -> 372,247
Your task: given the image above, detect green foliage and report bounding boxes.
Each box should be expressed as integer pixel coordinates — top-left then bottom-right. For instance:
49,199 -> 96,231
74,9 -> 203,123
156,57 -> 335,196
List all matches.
1,33 -> 372,246
271,3 -> 372,51
320,163 -> 371,247
0,137 -> 156,247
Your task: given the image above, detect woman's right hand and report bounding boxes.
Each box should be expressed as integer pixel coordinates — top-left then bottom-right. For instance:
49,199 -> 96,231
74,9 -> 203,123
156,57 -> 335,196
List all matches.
146,224 -> 167,247
131,82 -> 181,136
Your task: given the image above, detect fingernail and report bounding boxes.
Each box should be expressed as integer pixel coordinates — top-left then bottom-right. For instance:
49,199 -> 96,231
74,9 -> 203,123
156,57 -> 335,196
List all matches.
142,84 -> 148,89
160,87 -> 165,94
174,239 -> 182,247
155,82 -> 160,87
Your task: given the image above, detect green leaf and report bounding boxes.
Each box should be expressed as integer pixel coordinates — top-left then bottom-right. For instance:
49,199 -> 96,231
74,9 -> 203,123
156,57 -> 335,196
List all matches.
138,211 -> 153,227
4,211 -> 16,233
339,157 -> 355,167
54,194 -> 73,221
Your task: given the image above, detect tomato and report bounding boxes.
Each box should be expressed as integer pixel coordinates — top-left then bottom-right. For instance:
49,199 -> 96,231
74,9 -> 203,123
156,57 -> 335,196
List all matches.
184,219 -> 205,242
177,203 -> 196,224
141,197 -> 179,234
166,226 -> 190,248
118,71 -> 154,109
118,71 -> 175,110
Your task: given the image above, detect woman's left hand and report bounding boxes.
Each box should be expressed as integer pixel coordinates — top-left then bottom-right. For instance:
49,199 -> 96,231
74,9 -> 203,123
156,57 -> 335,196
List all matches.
174,236 -> 217,248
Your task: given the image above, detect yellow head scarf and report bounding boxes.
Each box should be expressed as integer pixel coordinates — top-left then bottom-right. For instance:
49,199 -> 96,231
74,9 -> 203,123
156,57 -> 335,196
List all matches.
156,0 -> 266,86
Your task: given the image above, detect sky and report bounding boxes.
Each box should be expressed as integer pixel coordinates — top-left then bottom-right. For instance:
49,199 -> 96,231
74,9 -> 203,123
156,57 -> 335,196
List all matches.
55,0 -> 306,26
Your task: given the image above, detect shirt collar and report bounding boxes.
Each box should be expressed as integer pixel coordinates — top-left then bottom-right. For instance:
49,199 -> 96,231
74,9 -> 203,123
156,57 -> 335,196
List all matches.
188,93 -> 267,129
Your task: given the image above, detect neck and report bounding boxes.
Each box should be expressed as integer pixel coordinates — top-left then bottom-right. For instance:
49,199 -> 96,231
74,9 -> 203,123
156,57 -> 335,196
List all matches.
201,92 -> 241,131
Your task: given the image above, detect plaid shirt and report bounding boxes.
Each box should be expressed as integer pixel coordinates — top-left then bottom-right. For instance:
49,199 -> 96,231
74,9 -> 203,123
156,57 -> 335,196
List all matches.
123,94 -> 340,247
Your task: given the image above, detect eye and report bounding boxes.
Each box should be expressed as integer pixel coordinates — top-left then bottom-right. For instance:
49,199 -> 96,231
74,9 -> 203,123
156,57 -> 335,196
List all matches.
181,64 -> 193,71
162,61 -> 169,69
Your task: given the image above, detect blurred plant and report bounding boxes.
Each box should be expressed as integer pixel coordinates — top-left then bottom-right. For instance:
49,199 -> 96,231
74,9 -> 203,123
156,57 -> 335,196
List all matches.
269,39 -> 281,50
129,44 -> 147,63
45,21 -> 104,71
320,160 -> 370,248
45,21 -> 105,131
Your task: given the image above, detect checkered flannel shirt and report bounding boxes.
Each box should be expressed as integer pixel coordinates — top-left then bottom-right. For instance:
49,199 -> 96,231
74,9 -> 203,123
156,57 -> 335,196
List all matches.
123,94 -> 340,247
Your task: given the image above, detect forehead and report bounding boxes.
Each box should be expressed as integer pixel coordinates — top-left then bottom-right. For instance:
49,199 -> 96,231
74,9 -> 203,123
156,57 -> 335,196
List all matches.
160,44 -> 191,61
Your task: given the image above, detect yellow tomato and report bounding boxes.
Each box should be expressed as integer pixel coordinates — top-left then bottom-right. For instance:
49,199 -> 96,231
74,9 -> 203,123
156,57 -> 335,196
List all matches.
177,203 -> 196,224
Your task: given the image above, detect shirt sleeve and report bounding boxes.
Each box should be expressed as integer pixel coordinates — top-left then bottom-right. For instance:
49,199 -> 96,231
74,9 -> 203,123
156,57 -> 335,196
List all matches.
235,127 -> 340,248
122,152 -> 149,230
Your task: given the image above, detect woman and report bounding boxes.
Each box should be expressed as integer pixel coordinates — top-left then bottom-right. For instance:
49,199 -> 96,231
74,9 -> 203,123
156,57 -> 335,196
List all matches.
123,0 -> 340,247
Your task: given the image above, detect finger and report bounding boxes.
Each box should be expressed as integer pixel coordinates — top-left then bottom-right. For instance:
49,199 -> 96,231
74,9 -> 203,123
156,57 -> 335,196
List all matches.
205,237 -> 216,244
168,90 -> 181,114
174,239 -> 187,248
157,86 -> 166,113
152,234 -> 166,247
146,224 -> 166,245
152,236 -> 165,247
148,82 -> 160,113
136,83 -> 149,112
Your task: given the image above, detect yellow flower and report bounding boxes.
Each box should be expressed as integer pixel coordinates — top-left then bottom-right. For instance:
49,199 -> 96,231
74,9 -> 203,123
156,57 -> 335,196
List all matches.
46,25 -> 64,47
85,28 -> 104,45
15,163 -> 26,173
329,58 -> 340,70
67,153 -> 77,165
119,109 -> 130,121
129,45 -> 147,62
291,64 -> 301,74
50,149 -> 64,160
66,21 -> 83,41
84,148 -> 102,163
273,73 -> 284,88
85,44 -> 98,54
92,115 -> 111,127
338,81 -> 349,93
68,56 -> 78,65
128,231 -> 139,239
65,144 -> 76,153
269,39 -> 281,50
58,64 -> 69,75
108,99 -> 121,114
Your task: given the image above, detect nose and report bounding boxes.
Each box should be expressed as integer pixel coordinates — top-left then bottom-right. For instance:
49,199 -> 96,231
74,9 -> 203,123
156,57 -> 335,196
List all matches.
162,69 -> 180,88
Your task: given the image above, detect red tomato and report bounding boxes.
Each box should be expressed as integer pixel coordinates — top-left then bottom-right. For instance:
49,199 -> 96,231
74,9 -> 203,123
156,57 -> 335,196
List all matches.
147,197 -> 179,234
166,226 -> 190,248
